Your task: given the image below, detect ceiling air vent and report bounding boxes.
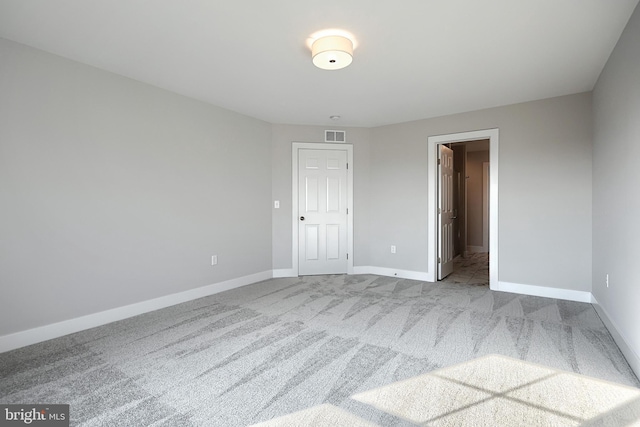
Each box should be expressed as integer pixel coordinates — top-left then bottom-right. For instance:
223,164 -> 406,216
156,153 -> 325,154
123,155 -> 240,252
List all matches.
325,130 -> 346,143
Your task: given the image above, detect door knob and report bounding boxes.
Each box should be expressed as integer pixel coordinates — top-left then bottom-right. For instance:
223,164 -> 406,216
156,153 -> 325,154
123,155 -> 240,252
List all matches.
300,216 -> 305,221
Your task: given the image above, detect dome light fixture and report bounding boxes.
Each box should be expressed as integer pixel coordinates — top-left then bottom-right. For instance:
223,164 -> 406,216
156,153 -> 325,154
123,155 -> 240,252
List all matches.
311,35 -> 354,70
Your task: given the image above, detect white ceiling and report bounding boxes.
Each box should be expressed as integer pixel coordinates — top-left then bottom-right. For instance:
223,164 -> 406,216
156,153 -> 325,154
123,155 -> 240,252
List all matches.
1,1 -> 638,127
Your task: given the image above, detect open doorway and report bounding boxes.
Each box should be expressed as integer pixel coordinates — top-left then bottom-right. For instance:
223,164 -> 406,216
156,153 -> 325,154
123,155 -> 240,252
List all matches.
427,129 -> 499,289
442,139 -> 490,285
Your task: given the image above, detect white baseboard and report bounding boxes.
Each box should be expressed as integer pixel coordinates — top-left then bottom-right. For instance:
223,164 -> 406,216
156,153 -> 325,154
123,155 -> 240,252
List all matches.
495,280 -> 593,303
353,266 -> 431,282
591,296 -> 640,379
272,269 -> 297,278
0,270 -> 272,353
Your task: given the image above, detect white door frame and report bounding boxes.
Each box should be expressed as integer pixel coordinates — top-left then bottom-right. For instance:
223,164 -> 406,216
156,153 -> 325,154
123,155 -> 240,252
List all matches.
482,162 -> 490,252
292,142 -> 354,276
427,129 -> 499,289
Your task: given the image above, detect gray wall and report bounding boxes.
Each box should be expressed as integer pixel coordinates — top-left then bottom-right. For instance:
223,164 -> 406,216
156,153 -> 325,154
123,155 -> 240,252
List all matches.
271,125 -> 372,270
466,150 -> 489,248
370,93 -> 593,290
0,39 -> 272,336
592,3 -> 640,369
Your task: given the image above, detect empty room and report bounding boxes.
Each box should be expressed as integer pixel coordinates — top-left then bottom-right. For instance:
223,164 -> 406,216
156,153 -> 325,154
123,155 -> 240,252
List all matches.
1,1 -> 640,426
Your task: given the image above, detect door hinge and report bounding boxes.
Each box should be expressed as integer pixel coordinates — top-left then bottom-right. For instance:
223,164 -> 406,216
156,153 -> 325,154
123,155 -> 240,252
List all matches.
438,208 -> 441,214
438,257 -> 441,263
438,159 -> 441,165
347,208 -> 349,214
346,163 -> 349,170
347,253 -> 349,260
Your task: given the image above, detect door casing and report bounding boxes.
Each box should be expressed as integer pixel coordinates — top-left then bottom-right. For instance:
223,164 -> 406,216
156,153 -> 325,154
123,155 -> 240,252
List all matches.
292,142 -> 354,276
483,161 -> 490,252
427,129 -> 499,288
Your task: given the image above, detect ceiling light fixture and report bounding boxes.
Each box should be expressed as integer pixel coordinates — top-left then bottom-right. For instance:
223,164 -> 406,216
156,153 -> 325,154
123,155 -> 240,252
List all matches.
311,35 -> 353,70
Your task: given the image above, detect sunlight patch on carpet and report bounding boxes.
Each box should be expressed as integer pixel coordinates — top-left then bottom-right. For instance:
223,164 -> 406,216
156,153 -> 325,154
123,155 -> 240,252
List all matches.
352,354 -> 640,426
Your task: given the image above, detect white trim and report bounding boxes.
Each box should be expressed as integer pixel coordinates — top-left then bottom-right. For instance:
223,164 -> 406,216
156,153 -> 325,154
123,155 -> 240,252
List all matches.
482,161 -> 489,252
467,246 -> 487,254
292,142 -> 354,276
427,129 -> 499,289
353,266 -> 430,281
0,270 -> 272,353
272,269 -> 297,278
495,280 -> 593,303
591,296 -> 640,379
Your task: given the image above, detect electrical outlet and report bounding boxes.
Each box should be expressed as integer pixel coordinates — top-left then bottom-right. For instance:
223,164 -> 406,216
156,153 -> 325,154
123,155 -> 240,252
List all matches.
211,255 -> 218,266
606,274 -> 609,288
391,245 -> 396,254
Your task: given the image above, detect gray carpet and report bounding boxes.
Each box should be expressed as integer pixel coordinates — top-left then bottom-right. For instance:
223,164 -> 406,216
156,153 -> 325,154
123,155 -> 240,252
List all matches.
1,272 -> 638,426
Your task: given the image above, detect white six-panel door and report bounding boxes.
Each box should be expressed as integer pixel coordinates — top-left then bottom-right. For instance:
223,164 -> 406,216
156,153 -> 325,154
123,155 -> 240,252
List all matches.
438,145 -> 454,279
298,149 -> 348,275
